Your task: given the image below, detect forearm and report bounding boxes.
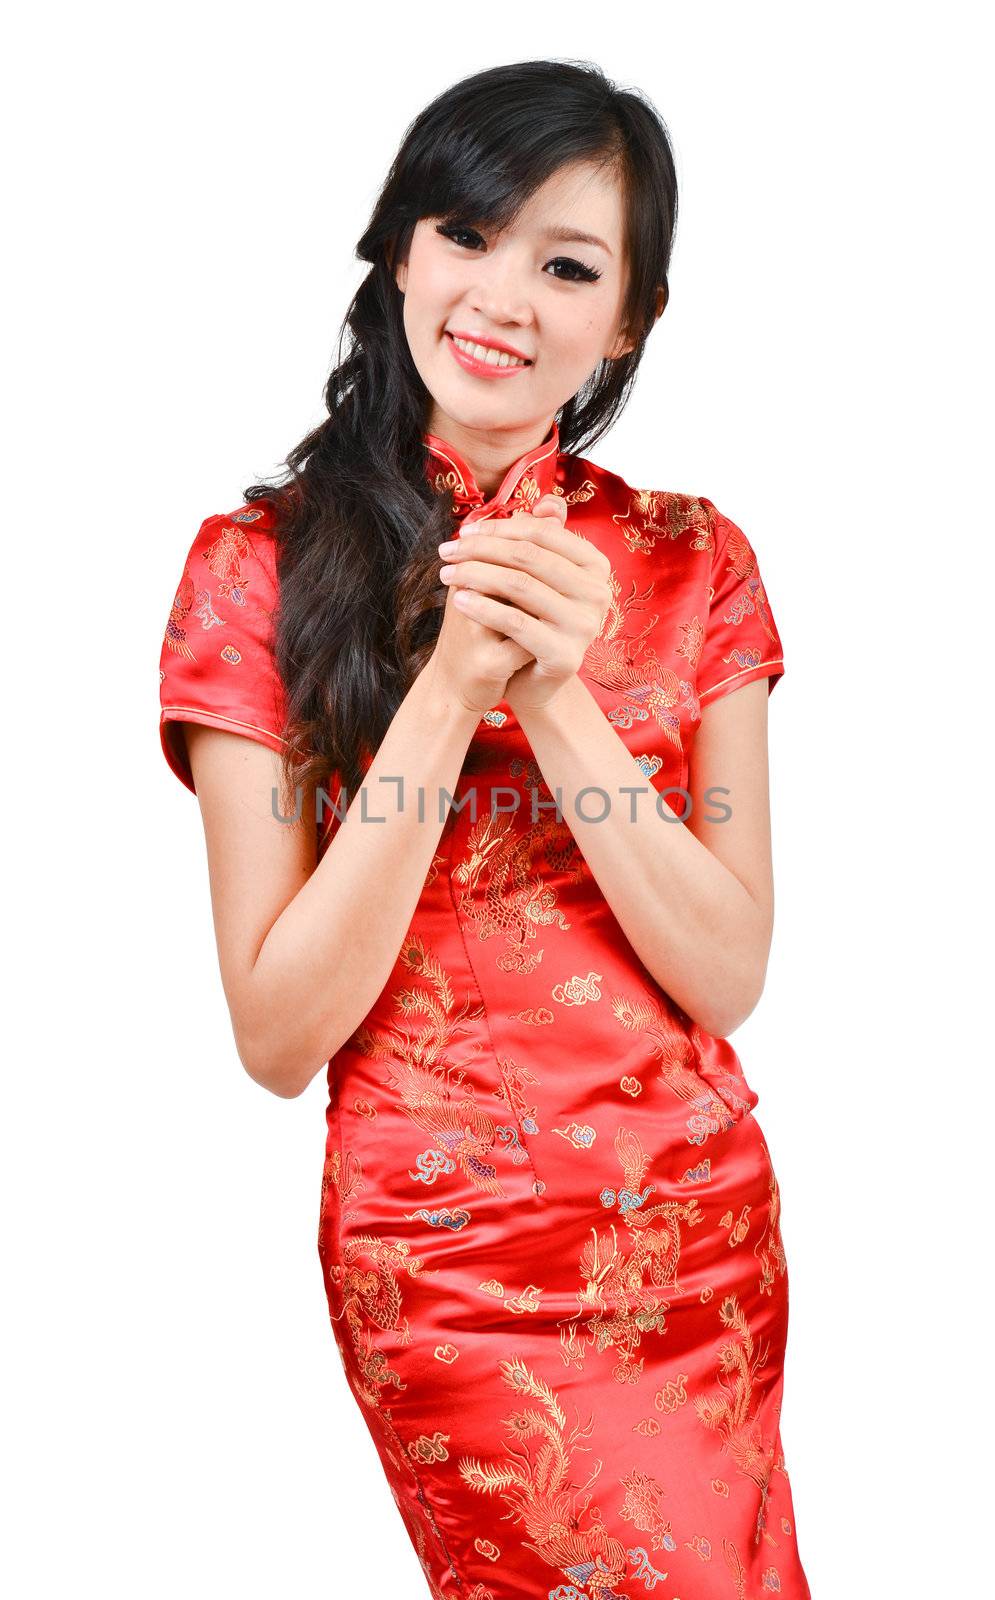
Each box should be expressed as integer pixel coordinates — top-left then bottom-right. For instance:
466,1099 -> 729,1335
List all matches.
513,674 -> 769,1036
244,660 -> 479,1095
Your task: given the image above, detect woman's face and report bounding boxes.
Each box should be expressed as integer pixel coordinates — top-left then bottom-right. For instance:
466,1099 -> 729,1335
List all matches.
395,159 -> 638,474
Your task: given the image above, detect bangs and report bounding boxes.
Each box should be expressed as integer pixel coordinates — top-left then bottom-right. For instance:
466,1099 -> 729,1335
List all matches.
414,117 -> 623,238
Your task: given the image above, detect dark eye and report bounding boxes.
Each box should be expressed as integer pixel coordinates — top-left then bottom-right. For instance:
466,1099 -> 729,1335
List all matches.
544,257 -> 602,284
435,223 -> 602,284
435,223 -> 485,250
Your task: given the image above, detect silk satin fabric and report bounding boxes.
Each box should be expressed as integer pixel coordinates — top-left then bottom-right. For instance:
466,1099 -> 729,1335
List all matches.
159,421 -> 810,1599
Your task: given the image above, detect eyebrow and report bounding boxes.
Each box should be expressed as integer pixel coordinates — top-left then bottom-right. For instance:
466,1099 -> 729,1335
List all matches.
541,225 -> 613,256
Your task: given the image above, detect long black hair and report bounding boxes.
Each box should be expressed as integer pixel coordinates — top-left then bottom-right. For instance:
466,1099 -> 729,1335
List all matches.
242,58 -> 679,804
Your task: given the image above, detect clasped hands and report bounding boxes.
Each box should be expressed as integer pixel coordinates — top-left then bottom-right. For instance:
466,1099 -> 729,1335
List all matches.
437,493 -> 612,714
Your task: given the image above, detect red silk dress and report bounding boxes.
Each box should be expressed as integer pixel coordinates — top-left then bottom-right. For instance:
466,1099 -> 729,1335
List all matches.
159,421 -> 811,1600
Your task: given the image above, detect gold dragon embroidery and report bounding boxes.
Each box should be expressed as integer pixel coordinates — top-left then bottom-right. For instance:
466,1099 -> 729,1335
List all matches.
717,524 -> 780,648
582,572 -> 686,753
560,1128 -> 705,1384
612,490 -> 712,557
331,1231 -> 435,1409
458,1357 -> 631,1600
693,1294 -> 779,1548
351,934 -> 514,1196
753,1146 -> 789,1297
611,992 -> 751,1145
451,808 -> 576,975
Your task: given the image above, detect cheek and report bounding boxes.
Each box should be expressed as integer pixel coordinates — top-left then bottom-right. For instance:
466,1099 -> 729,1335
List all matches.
547,314 -> 608,371
403,284 -> 445,357
402,241 -> 452,327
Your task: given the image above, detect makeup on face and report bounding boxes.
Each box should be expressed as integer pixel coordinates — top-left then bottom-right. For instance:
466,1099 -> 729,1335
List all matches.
444,329 -> 534,380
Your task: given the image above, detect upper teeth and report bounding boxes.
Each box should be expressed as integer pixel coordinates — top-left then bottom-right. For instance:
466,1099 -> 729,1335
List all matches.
452,335 -> 528,368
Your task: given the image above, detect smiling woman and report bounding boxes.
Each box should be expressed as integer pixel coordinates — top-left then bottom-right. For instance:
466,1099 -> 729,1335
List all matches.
158,56 -> 811,1600
397,164 -> 640,477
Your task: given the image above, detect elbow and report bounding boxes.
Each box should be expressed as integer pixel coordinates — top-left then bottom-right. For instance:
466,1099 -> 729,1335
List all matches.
233,1016 -> 325,1100
692,960 -> 769,1041
246,1057 -> 310,1098
229,968 -> 354,1098
698,996 -> 756,1041
238,1041 -> 308,1098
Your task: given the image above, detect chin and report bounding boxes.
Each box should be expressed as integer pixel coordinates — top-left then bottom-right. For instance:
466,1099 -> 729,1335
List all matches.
433,389 -> 506,428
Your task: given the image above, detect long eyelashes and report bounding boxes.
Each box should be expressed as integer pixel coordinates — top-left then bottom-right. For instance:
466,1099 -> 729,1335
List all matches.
434,223 -> 603,284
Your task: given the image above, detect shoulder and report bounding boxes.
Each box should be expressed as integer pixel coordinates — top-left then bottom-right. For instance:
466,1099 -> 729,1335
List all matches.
556,450 -> 717,562
159,499 -> 288,792
174,500 -> 281,600
160,499 -> 289,690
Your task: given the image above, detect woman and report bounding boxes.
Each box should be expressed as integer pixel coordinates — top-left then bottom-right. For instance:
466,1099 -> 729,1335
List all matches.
159,59 -> 811,1600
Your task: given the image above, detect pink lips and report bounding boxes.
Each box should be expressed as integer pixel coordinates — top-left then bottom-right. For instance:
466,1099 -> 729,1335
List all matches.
445,331 -> 532,380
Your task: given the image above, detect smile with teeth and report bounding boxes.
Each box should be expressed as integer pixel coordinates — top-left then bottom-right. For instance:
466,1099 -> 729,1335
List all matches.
449,334 -> 531,368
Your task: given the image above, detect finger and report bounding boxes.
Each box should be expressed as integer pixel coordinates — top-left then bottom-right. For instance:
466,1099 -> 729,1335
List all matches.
442,554 -> 604,625
451,587 -> 555,659
446,585 -> 535,659
501,640 -> 534,672
450,569 -> 574,636
446,522 -> 605,577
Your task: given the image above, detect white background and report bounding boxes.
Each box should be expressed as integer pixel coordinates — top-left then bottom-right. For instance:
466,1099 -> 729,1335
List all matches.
5,3 -> 991,1595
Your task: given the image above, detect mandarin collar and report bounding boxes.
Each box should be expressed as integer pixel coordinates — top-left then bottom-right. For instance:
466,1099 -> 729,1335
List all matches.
423,419 -> 560,525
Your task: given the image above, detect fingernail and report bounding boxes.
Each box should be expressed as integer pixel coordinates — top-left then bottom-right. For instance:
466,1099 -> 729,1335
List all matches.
438,540 -> 458,555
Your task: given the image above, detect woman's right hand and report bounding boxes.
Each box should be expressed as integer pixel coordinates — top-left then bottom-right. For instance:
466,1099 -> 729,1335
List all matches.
428,545 -> 534,713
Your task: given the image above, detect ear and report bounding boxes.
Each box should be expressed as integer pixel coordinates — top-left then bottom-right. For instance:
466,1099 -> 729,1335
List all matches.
606,285 -> 667,359
606,326 -> 638,361
605,294 -> 632,360
388,234 -> 408,295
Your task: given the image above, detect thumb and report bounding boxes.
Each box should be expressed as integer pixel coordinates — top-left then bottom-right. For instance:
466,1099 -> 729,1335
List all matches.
532,491 -> 568,525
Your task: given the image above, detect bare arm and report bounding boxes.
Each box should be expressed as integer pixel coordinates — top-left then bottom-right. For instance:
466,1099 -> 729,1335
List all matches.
512,674 -> 775,1038
185,658 -> 480,1099
179,555 -> 538,1101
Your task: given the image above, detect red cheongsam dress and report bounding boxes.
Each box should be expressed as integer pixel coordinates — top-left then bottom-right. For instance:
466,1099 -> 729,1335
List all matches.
159,419 -> 811,1600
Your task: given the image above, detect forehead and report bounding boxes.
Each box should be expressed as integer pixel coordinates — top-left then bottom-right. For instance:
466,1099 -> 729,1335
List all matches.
514,160 -> 625,238
425,158 -> 626,251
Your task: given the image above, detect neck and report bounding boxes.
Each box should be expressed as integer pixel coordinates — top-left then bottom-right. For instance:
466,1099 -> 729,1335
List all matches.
424,411 -> 556,496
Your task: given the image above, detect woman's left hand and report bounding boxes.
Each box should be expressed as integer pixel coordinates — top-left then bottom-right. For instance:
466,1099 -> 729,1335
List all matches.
437,493 -> 612,713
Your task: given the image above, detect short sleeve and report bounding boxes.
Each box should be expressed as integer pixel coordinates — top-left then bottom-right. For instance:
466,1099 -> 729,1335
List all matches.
695,498 -> 785,708
158,507 -> 289,794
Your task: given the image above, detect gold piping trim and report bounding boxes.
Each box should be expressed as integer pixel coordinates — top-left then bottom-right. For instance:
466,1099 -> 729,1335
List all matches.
424,442 -> 470,494
424,429 -> 558,503
160,706 -> 290,745
697,658 -> 784,701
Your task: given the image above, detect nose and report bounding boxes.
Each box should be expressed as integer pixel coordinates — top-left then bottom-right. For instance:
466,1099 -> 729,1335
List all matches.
466,248 -> 534,330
